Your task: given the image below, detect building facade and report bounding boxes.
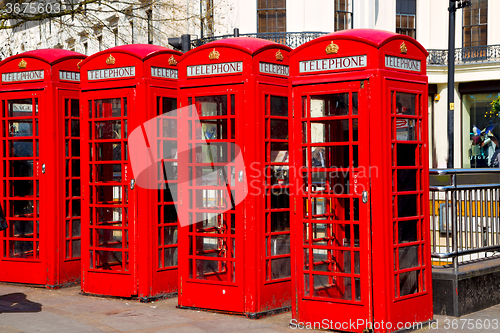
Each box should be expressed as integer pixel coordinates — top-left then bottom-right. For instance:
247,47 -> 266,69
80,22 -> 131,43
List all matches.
1,0 -> 499,169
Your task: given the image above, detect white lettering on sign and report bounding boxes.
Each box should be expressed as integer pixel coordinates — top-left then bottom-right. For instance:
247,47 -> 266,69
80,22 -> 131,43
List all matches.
385,55 -> 421,72
59,71 -> 80,82
259,62 -> 289,76
2,70 -> 44,82
87,66 -> 135,80
13,103 -> 32,112
299,55 -> 367,73
187,62 -> 243,77
151,67 -> 178,79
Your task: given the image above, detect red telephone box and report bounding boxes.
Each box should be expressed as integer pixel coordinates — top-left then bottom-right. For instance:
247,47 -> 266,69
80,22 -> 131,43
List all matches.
79,45 -> 181,299
0,49 -> 85,287
289,30 -> 432,332
176,38 -> 292,317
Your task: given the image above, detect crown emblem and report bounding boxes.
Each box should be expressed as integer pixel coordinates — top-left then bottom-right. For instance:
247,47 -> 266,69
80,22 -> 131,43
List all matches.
400,42 -> 408,54
209,48 -> 220,60
18,59 -> 27,69
168,55 -> 177,66
275,50 -> 284,61
77,60 -> 82,69
106,54 -> 116,65
326,42 -> 339,55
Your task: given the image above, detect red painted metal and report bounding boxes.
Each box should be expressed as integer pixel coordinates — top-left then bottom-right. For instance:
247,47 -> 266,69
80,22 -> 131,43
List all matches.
176,38 -> 293,316
79,44 -> 181,299
0,49 -> 85,287
289,29 -> 432,332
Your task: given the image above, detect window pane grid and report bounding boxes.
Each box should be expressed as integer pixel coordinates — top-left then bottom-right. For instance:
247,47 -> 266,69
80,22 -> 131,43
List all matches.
88,98 -> 130,272
301,92 -> 362,303
2,98 -> 40,260
157,97 -> 179,271
265,95 -> 291,282
65,99 -> 82,260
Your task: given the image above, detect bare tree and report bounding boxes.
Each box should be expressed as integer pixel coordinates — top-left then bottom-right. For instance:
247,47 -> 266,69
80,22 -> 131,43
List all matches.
0,0 -> 232,57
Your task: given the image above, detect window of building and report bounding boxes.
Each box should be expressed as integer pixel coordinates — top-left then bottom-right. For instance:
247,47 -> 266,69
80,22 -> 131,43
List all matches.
463,0 -> 488,48
257,0 -> 286,33
396,0 -> 416,39
83,42 -> 88,55
463,92 -> 500,168
97,35 -> 102,51
335,0 -> 352,31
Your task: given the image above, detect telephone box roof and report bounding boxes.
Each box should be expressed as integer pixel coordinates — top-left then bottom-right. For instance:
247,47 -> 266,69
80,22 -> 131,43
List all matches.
179,37 -> 291,61
290,29 -> 428,56
80,44 -> 182,67
0,49 -> 85,67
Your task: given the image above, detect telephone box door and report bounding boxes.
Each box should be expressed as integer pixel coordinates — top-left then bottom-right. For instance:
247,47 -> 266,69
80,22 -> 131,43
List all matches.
82,88 -> 137,297
178,85 -> 245,312
150,87 -> 179,294
0,92 -> 45,283
293,81 -> 373,325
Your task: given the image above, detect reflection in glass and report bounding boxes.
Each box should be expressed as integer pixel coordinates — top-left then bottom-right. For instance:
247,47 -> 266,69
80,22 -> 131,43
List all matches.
310,94 -> 349,117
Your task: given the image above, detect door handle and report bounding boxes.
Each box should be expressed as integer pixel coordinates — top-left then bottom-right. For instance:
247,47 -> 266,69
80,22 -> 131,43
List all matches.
130,179 -> 135,190
238,171 -> 244,182
362,191 -> 368,203
42,164 -> 46,174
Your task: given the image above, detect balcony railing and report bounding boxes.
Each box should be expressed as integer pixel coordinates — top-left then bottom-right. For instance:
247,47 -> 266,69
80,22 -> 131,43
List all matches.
427,45 -> 500,66
430,169 -> 500,268
192,32 -> 328,49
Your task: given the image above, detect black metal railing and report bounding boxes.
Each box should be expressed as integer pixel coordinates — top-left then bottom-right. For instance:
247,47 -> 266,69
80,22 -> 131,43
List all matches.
427,44 -> 500,66
192,32 -> 328,49
429,169 -> 500,268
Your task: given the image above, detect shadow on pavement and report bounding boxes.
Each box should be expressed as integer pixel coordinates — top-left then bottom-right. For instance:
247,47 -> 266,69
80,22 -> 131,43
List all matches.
0,293 -> 42,313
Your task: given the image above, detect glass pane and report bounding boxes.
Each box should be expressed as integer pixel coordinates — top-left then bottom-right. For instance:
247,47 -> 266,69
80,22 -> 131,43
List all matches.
72,239 -> 81,258
311,120 -> 349,143
270,120 -> 288,139
270,96 -> 288,116
96,164 -> 121,182
71,99 -> 79,117
398,220 -> 418,243
163,226 -> 177,245
397,169 -> 417,192
397,194 -> 417,217
162,97 -> 177,116
8,99 -> 33,117
9,220 -> 33,238
400,270 -> 419,296
310,94 -> 349,117
271,257 -> 291,279
95,250 -> 123,270
8,120 -> 33,137
97,207 -> 122,225
95,121 -> 121,139
399,245 -> 419,269
163,247 -> 178,267
270,235 -> 290,255
95,143 -> 121,161
195,96 -> 227,116
395,93 -> 416,115
9,241 -> 34,258
311,146 -> 350,168
270,142 -> 288,163
95,99 -> 121,118
10,141 -> 33,157
270,191 -> 289,209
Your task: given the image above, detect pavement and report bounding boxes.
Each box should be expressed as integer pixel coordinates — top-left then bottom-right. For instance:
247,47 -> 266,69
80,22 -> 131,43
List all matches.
1,283 -> 500,333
